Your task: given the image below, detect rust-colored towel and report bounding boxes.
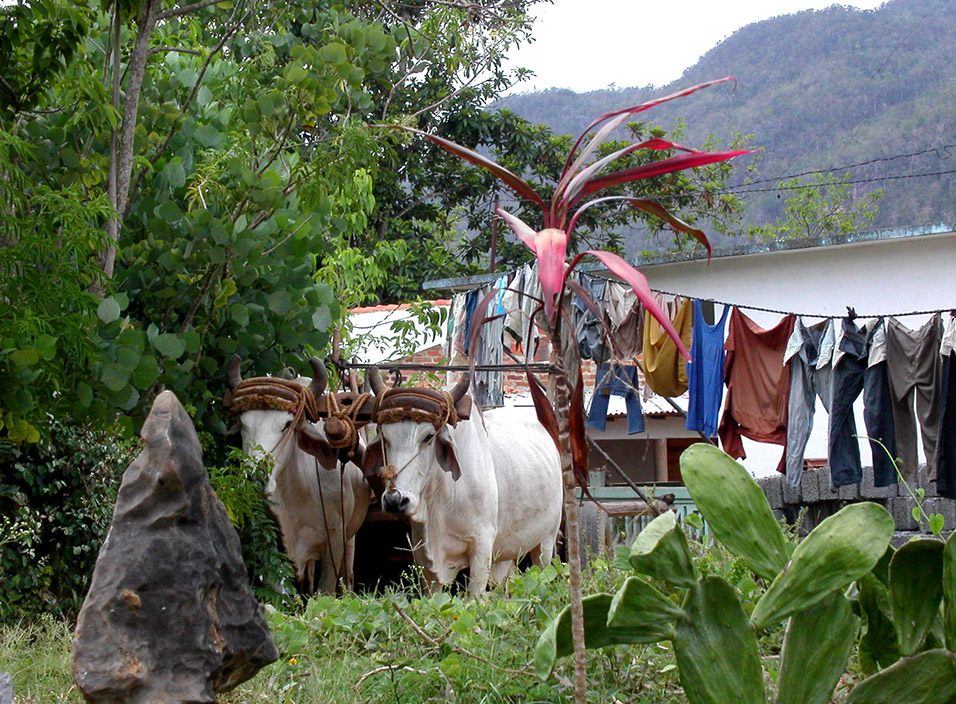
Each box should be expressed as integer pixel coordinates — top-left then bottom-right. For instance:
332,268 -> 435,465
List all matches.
643,296 -> 694,398
718,308 -> 796,472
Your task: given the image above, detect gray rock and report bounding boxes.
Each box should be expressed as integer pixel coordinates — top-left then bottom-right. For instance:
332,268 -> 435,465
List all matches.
860,466 -> 899,499
889,496 -> 919,532
801,468 -> 820,504
918,464 -> 938,498
71,392 -> 278,704
838,480 -> 860,501
0,671 -> 12,704
817,469 -> 839,501
757,475 -> 783,510
782,474 -> 802,505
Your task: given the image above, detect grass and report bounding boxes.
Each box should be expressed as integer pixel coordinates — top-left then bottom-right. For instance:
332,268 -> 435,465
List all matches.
1,544 -> 787,704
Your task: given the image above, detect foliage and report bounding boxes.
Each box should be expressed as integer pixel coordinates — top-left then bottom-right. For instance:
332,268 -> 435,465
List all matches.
207,449 -> 298,610
499,0 -> 952,238
536,443 -> 956,704
0,128 -> 113,443
1,555 -> 742,704
747,173 -> 883,242
0,418 -> 136,622
0,0 -> 546,453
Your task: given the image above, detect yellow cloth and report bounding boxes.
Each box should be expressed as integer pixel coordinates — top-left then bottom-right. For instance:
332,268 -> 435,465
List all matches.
642,296 -> 693,398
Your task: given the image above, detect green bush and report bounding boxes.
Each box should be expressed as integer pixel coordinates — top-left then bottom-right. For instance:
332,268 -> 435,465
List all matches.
207,450 -> 298,610
0,418 -> 136,622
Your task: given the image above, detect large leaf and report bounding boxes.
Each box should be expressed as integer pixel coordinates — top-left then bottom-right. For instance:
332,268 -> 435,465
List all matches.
845,649 -> 956,704
559,138 -> 691,207
679,444 -> 788,581
568,371 -> 589,491
944,531 -> 956,651
858,573 -> 902,675
627,510 -> 697,588
777,592 -> 859,704
568,196 -> 710,260
889,538 -> 944,656
534,593 -> 641,678
378,125 -> 546,211
751,502 -> 895,629
526,370 -> 559,451
574,249 -> 689,360
606,575 -> 683,640
576,148 -> 754,200
673,576 -> 765,704
562,76 -> 736,176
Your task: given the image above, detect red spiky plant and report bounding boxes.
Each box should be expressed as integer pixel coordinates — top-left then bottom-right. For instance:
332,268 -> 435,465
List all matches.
379,76 -> 753,703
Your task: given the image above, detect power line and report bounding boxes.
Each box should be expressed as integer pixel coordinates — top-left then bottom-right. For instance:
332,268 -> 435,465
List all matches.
717,167 -> 956,197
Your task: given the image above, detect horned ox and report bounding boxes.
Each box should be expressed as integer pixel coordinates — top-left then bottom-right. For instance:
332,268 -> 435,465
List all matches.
227,356 -> 371,594
363,371 -> 562,597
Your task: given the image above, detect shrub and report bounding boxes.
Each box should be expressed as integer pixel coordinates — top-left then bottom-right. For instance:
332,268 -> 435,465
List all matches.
0,418 -> 136,622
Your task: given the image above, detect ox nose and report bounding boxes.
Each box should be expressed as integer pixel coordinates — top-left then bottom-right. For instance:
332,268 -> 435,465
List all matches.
382,490 -> 410,514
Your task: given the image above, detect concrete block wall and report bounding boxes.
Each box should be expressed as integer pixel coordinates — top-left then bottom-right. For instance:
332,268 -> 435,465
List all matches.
758,464 -> 955,537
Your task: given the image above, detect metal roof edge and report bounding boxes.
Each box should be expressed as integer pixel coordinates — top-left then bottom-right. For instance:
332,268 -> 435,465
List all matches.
423,222 -> 955,291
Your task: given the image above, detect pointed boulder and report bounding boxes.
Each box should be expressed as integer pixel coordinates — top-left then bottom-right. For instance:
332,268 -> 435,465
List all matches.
71,391 -> 278,703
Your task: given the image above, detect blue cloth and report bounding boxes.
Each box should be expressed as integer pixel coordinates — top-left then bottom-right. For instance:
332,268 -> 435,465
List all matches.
685,300 -> 729,437
587,363 -> 644,434
461,288 -> 481,355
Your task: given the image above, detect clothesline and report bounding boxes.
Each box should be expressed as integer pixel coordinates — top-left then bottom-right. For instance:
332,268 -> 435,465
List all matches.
636,286 -> 955,321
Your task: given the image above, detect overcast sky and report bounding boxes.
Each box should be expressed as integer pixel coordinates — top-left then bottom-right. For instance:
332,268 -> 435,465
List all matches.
505,0 -> 888,93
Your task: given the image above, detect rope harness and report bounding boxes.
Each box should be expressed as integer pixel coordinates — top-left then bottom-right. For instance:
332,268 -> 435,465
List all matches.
371,387 -> 461,492
228,376 -> 320,423
324,391 -> 373,452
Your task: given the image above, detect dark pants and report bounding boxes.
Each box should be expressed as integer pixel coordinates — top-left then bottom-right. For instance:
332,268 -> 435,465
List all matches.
886,315 -> 943,485
828,319 -> 897,487
937,352 -> 956,499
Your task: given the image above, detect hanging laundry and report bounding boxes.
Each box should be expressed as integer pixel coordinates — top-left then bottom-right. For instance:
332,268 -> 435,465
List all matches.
572,273 -> 609,364
828,317 -> 897,487
685,300 -> 729,438
718,309 -> 796,472
936,314 -> 956,499
783,318 -> 833,487
461,288 -> 481,355
586,362 -> 644,435
885,314 -> 944,485
642,295 -> 693,398
604,281 -> 643,360
502,265 -> 524,346
447,292 -> 470,359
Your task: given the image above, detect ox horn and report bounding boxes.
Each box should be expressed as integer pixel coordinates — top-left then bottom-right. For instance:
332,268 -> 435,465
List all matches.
449,372 -> 470,402
368,366 -> 386,396
308,357 -> 328,397
226,354 -> 242,390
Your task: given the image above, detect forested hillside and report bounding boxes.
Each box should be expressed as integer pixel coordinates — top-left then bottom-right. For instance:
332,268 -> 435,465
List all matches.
497,0 -> 956,239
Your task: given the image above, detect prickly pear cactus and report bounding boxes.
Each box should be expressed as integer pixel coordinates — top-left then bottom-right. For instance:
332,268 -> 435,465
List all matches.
680,443 -> 788,581
628,510 -> 697,587
751,502 -> 894,629
776,591 -> 858,704
889,539 -> 944,657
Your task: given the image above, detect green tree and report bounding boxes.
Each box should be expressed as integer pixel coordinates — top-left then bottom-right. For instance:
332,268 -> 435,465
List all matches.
748,172 -> 883,241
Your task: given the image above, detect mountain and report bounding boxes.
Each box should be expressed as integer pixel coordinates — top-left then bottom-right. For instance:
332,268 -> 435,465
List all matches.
495,0 -> 956,241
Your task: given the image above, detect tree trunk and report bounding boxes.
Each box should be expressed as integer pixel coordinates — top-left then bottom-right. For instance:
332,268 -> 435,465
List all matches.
549,321 -> 587,704
99,0 -> 160,279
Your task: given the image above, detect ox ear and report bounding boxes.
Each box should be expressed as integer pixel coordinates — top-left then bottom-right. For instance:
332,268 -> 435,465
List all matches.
436,427 -> 462,481
296,424 -> 337,471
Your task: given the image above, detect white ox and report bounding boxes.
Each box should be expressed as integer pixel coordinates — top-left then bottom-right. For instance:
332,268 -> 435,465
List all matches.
227,356 -> 371,594
363,372 -> 562,598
